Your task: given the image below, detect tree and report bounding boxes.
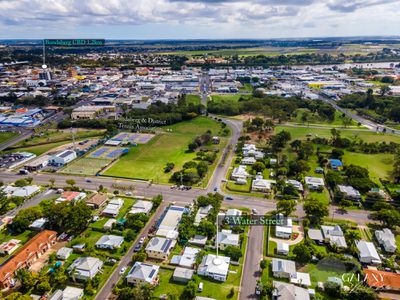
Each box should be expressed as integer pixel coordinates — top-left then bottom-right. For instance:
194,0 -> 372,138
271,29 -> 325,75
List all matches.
324,281 -> 342,298
380,85 -> 391,96
49,178 -> 56,187
15,269 -> 37,291
303,198 -> 328,225
288,160 -> 310,176
392,149 -> 400,183
370,208 -> 400,228
37,280 -> 51,294
225,245 -> 243,261
260,259 -> 268,269
347,286 -> 377,300
342,116 -> 352,128
292,243 -> 313,264
276,199 -> 296,216
252,161 -> 266,173
198,220 -> 216,239
181,280 -> 197,300
66,179 -> 76,188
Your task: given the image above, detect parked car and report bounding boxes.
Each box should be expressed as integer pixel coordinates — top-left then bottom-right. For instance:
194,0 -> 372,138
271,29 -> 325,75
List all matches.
225,196 -> 234,201
119,267 -> 127,275
134,243 -> 142,252
138,237 -> 145,244
125,191 -> 132,196
198,282 -> 203,292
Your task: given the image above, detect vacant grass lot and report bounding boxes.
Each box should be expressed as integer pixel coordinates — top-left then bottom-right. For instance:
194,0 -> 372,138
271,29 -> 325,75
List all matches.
0,132 -> 17,144
291,109 -> 359,128
186,94 -> 201,105
210,94 -> 248,103
104,117 -> 225,183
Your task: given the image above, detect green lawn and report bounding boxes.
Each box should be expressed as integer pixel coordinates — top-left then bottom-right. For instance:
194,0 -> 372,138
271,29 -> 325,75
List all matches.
103,117 -> 226,183
0,131 -> 17,144
275,125 -> 400,143
59,157 -> 111,176
342,151 -> 394,183
290,109 -> 358,128
210,94 -> 248,103
186,94 -> 201,105
0,230 -> 35,264
11,129 -> 105,149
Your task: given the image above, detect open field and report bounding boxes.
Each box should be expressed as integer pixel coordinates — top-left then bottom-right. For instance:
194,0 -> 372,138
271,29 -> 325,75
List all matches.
186,94 -> 201,105
103,117 -> 226,183
0,132 -> 17,144
275,125 -> 400,143
291,109 -> 359,128
11,129 -> 105,148
210,94 -> 247,103
59,157 -> 111,176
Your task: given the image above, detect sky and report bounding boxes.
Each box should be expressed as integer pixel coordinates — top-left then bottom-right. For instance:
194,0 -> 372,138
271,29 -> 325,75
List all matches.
0,0 -> 399,39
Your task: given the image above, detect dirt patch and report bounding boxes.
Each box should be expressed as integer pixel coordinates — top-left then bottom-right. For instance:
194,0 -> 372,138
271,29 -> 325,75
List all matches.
29,241 -> 67,273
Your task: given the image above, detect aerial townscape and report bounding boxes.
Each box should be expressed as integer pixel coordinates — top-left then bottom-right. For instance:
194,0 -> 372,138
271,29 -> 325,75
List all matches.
0,1 -> 400,300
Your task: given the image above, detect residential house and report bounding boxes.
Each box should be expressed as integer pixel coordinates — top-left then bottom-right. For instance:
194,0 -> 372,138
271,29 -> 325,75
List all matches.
0,239 -> 21,255
218,230 -> 240,250
252,177 -> 275,193
230,165 -> 249,182
356,241 -> 382,265
95,235 -> 124,250
375,228 -> 397,253
56,247 -> 73,260
290,272 -> 312,287
129,200 -> 153,215
194,205 -> 212,226
102,198 -> 124,218
189,235 -> 208,247
126,262 -> 159,286
304,177 -> 325,190
198,254 -> 230,282
62,286 -> 84,300
241,157 -> 256,165
146,237 -> 176,260
28,218 -> 47,231
307,229 -> 324,244
272,281 -> 310,300
170,246 -> 200,268
55,191 -> 87,204
285,179 -> 304,192
173,267 -> 195,282
337,185 -> 361,201
68,257 -> 103,281
329,159 -> 343,171
86,193 -> 108,209
2,185 -> 40,198
272,258 -> 296,279
364,268 -> 400,291
275,214 -> 293,239
0,230 -> 57,289
321,225 -> 347,248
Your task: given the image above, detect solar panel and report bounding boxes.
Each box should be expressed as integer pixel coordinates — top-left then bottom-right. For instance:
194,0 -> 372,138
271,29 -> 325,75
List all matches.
161,239 -> 172,252
149,269 -> 156,278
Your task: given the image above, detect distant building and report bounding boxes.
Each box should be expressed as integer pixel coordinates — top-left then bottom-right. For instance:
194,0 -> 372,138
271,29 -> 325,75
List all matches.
375,228 -> 397,253
337,185 -> 361,201
304,177 -> 325,190
49,150 -> 77,166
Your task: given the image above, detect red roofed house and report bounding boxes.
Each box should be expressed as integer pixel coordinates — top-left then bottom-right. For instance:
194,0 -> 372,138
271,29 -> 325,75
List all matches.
0,230 -> 57,289
55,191 -> 87,204
364,268 -> 400,292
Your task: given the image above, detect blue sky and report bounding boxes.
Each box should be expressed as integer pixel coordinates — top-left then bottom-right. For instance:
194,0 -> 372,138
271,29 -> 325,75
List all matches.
0,0 -> 399,39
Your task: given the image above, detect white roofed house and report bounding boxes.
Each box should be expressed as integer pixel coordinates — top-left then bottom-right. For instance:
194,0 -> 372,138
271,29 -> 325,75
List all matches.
285,179 -> 304,192
230,165 -> 249,182
56,247 -> 73,260
126,262 -> 159,286
170,246 -> 200,268
304,177 -> 325,191
3,185 -> 40,198
276,242 -> 290,256
275,214 -> 293,239
129,200 -> 153,215
145,237 -> 176,260
356,240 -> 382,265
101,198 -> 124,218
241,157 -> 256,165
272,281 -> 310,300
68,257 -> 103,281
217,229 -> 240,250
321,225 -> 347,249
95,235 -> 124,250
194,205 -> 213,226
252,177 -> 275,193
156,205 -> 185,239
272,258 -> 296,279
337,185 -> 361,201
198,254 -> 230,282
375,228 -> 397,253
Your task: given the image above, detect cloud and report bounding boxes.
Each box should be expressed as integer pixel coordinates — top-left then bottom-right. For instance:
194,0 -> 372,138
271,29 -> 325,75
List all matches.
326,0 -> 398,12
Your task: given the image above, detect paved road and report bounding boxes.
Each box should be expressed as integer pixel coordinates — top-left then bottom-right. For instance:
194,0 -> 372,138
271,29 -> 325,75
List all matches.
320,95 -> 400,135
95,202 -> 168,300
240,221 -> 265,300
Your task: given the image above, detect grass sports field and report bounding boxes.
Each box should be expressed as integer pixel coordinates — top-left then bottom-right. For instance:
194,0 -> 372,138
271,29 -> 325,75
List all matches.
59,157 -> 110,176
103,117 -> 225,183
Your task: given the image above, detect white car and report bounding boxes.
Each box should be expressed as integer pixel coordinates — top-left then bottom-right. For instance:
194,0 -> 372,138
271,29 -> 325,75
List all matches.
138,237 -> 145,244
119,267 -> 127,275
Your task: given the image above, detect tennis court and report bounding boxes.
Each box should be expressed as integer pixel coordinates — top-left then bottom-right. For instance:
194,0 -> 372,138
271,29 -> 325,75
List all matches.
88,146 -> 129,159
108,132 -> 155,145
